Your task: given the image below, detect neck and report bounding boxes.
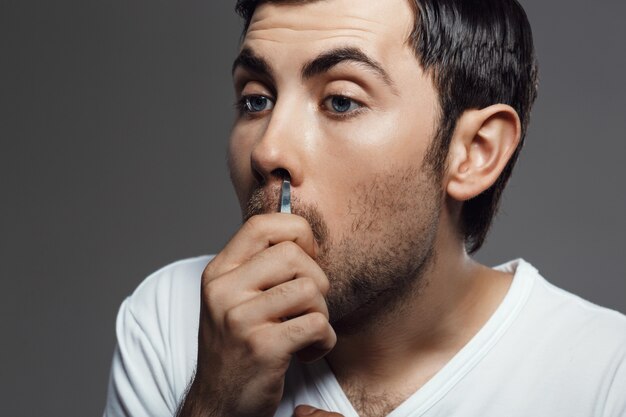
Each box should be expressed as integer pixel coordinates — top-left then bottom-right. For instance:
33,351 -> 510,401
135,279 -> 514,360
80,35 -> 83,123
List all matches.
325,218 -> 513,390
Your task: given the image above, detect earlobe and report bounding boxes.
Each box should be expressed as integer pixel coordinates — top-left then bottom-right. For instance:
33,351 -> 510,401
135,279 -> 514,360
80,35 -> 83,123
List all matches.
446,104 -> 521,201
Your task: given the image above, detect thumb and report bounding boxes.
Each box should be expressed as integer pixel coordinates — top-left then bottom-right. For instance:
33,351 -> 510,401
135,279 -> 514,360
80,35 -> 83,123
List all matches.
294,404 -> 344,417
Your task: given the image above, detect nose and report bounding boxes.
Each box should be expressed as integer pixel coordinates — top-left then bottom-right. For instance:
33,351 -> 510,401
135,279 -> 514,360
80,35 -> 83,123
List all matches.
250,101 -> 306,187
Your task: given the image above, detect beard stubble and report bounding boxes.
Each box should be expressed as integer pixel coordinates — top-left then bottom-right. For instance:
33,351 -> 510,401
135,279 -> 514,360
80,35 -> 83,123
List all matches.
243,165 -> 442,335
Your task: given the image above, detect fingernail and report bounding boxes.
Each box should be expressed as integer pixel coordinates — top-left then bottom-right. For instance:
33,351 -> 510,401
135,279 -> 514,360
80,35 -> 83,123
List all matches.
296,404 -> 317,416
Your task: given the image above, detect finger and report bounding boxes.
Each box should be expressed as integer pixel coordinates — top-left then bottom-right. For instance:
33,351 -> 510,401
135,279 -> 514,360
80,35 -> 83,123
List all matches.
207,213 -> 318,278
245,312 -> 336,366
224,240 -> 328,294
272,312 -> 336,360
294,405 -> 345,417
203,241 -> 329,314
227,277 -> 329,330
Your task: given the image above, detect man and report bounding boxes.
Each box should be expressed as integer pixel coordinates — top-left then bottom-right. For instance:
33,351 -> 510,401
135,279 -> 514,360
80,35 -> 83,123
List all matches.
104,1 -> 626,416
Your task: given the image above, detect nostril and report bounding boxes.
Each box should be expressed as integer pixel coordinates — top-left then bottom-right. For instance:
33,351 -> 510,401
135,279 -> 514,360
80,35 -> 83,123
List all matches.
271,168 -> 291,182
250,167 -> 289,187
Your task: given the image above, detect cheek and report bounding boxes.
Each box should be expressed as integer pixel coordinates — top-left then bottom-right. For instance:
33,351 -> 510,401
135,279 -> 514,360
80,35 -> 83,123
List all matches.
316,110 -> 435,180
311,105 -> 437,230
228,127 -> 255,206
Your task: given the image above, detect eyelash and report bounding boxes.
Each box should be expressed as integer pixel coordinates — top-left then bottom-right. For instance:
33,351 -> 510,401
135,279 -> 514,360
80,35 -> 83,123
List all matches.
233,95 -> 257,116
234,94 -> 367,120
322,95 -> 367,120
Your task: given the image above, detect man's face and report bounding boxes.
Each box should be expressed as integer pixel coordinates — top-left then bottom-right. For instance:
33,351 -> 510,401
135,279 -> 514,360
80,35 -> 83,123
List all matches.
229,0 -> 444,332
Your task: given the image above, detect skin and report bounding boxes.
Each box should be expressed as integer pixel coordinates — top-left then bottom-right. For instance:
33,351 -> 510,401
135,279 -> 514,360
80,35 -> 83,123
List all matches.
177,0 -> 522,416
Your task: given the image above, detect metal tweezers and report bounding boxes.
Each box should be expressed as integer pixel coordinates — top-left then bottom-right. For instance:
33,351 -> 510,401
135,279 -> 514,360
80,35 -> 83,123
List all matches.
280,175 -> 291,214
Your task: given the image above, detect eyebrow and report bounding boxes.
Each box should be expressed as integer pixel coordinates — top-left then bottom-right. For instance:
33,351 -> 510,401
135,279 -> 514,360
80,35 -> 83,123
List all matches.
301,47 -> 395,89
232,46 -> 396,91
231,47 -> 276,84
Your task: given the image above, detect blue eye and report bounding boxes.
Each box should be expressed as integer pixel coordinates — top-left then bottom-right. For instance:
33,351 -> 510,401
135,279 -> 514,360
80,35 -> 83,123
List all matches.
242,95 -> 274,113
326,96 -> 361,114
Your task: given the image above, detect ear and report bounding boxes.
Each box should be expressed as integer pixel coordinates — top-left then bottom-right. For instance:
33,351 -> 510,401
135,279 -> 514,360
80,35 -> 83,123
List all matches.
445,104 -> 521,201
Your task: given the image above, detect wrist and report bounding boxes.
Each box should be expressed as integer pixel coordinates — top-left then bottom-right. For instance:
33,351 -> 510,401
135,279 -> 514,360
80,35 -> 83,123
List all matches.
176,376 -> 220,417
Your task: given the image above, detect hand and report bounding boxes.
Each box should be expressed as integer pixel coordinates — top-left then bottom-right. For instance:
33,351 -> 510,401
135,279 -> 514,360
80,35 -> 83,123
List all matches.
294,405 -> 345,417
177,214 -> 337,417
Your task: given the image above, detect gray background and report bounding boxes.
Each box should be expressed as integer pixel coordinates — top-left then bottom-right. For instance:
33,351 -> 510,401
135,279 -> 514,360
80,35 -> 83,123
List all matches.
1,0 -> 624,415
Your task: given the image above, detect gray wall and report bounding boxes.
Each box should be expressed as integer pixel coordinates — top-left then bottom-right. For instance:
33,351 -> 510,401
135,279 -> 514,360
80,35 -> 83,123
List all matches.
1,1 -> 624,415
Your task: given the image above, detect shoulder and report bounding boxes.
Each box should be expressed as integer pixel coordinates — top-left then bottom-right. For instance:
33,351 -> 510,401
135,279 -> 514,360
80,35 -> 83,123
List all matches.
120,255 -> 214,352
115,255 -> 215,403
499,258 -> 626,336
528,261 -> 626,342
506,259 -> 626,371
518,260 -> 626,414
124,255 -> 214,321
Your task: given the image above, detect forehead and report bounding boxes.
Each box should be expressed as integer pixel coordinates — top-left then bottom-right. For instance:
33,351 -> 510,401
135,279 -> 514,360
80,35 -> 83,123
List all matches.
243,0 -> 415,60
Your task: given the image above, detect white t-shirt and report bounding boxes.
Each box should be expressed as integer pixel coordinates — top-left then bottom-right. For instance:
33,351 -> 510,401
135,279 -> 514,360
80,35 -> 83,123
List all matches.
103,257 -> 626,417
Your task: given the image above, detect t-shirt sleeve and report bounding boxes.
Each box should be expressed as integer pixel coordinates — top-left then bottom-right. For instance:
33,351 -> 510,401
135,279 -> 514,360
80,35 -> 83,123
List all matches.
603,349 -> 626,417
103,298 -> 175,417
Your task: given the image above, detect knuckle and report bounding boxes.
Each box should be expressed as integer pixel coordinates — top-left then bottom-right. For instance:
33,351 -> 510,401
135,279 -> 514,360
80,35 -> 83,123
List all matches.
307,312 -> 329,333
272,282 -> 291,299
245,332 -> 271,360
244,214 -> 265,235
279,240 -> 302,260
202,258 -> 219,280
202,279 -> 224,308
297,277 -> 318,299
284,323 -> 306,343
274,242 -> 303,272
318,276 -> 330,295
293,216 -> 311,236
223,306 -> 246,332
